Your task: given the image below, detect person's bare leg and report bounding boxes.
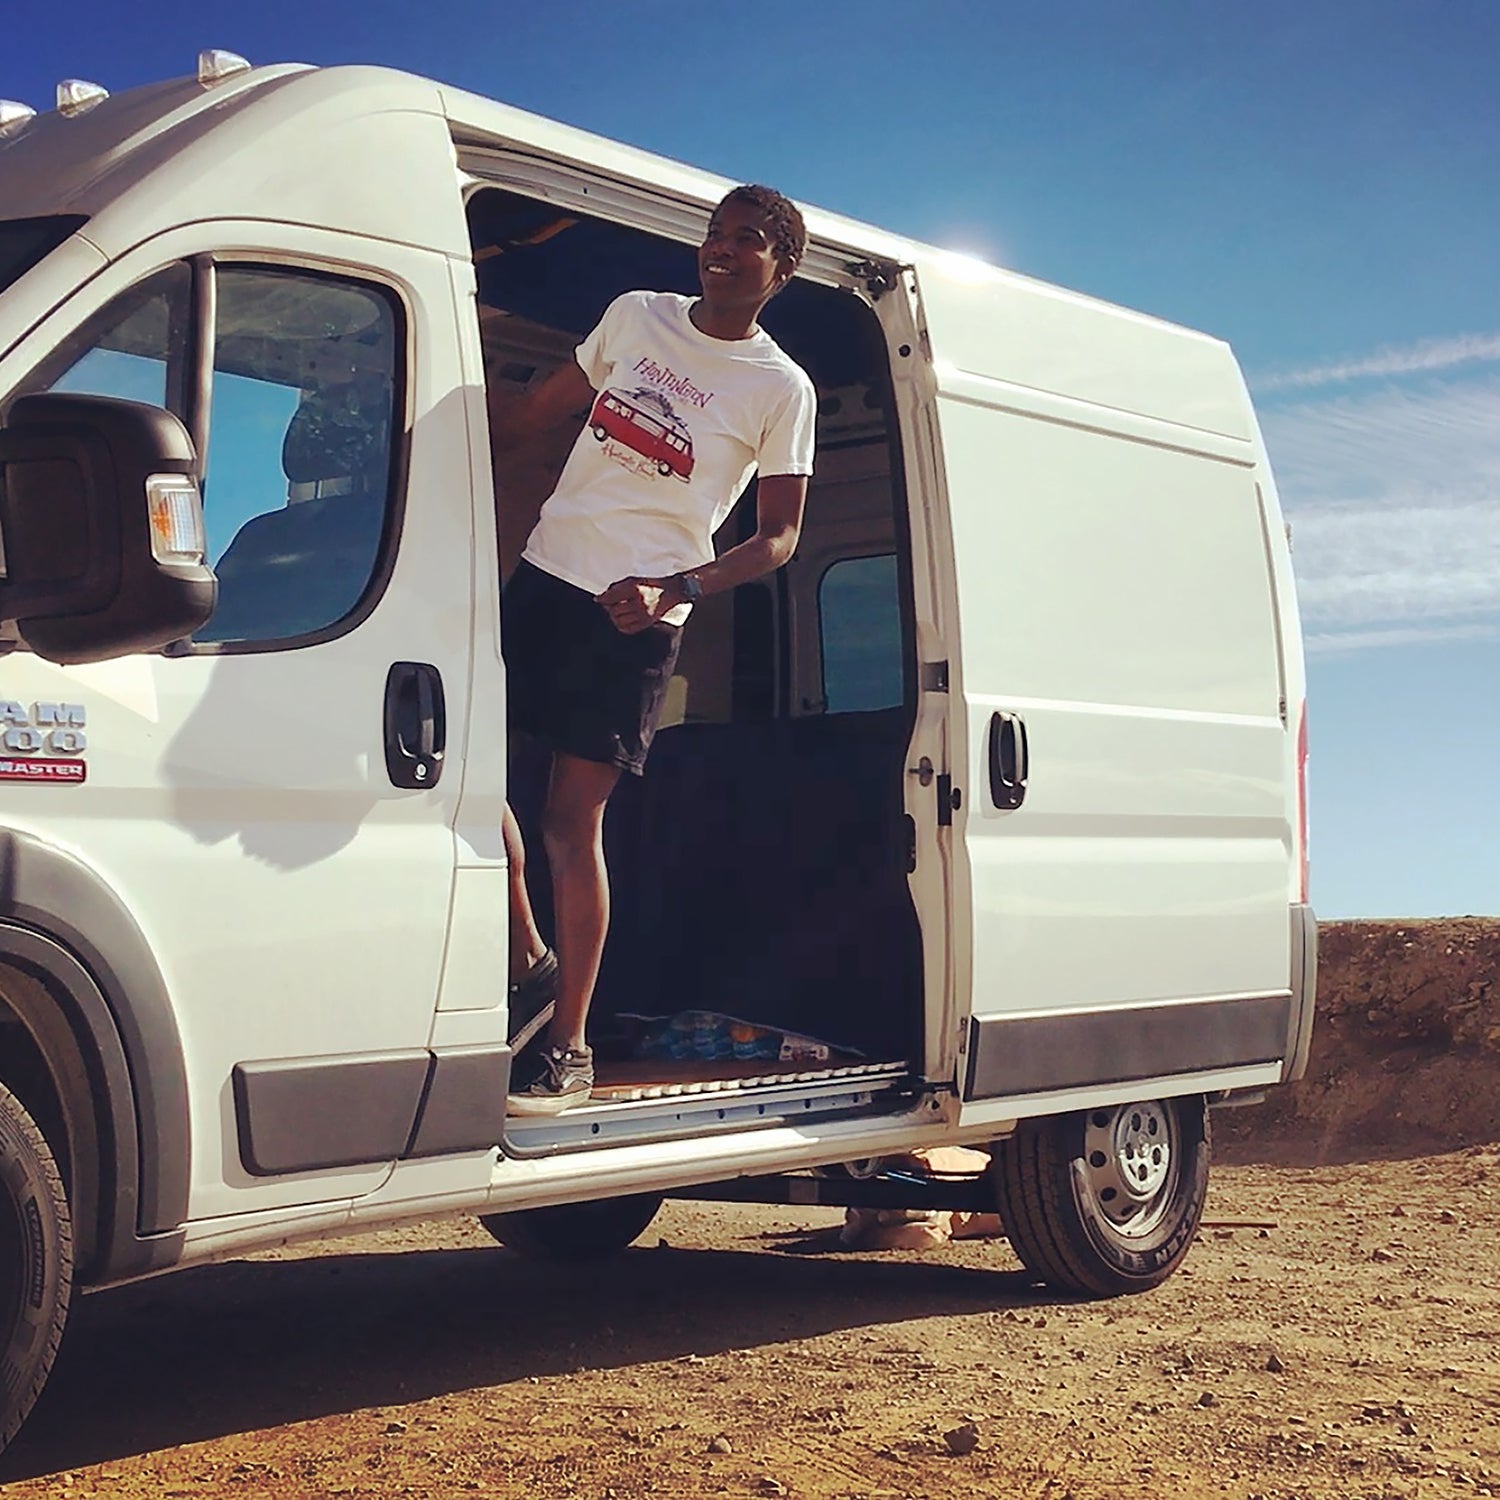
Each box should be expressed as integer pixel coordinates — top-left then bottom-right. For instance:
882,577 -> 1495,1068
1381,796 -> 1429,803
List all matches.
502,801 -> 549,986
540,752 -> 622,1052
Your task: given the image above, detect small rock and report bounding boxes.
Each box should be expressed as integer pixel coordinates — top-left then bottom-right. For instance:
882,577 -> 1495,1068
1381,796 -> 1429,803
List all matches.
1266,1352 -> 1286,1374
708,1436 -> 732,1454
383,1421 -> 408,1435
944,1421 -> 981,1456
758,1479 -> 787,1497
1439,1209 -> 1459,1224
1390,1204 -> 1408,1218
1371,1247 -> 1397,1262
1197,1391 -> 1218,1408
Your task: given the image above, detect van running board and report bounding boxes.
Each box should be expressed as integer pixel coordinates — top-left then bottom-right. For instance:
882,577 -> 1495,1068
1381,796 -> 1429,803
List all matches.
502,1060 -> 914,1157
593,1057 -> 909,1103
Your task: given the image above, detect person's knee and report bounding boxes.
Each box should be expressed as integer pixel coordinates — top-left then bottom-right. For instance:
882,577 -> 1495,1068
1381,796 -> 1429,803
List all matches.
541,796 -> 604,862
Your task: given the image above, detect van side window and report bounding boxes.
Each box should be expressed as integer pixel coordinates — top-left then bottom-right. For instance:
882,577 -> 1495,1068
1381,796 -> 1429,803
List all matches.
818,553 -> 903,714
194,267 -> 400,646
24,263 -> 191,415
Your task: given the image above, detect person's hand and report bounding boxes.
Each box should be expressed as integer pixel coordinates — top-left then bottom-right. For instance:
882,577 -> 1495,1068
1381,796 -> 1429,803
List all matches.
595,576 -> 680,634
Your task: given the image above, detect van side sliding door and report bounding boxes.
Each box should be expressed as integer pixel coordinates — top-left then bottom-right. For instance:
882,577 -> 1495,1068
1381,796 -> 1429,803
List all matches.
895,257 -> 1296,1123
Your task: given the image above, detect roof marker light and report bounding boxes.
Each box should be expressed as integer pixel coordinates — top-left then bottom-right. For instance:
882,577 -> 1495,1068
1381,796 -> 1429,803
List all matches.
0,101 -> 37,138
57,79 -> 109,116
198,50 -> 252,85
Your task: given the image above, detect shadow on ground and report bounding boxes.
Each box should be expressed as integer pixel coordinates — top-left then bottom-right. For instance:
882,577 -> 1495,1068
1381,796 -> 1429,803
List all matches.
1,1231 -> 1052,1481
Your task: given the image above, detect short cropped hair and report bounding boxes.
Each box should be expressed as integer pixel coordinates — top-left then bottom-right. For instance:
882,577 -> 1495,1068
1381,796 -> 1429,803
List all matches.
715,184 -> 808,272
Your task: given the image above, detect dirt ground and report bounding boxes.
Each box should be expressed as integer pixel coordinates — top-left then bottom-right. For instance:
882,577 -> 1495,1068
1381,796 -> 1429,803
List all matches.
2,919 -> 1497,1500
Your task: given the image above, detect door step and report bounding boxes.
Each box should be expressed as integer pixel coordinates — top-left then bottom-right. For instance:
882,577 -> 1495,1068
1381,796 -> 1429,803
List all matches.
502,1060 -> 913,1156
591,1057 -> 908,1103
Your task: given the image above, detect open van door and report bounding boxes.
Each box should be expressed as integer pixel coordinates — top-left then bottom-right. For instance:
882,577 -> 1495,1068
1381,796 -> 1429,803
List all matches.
879,254 -> 1297,1126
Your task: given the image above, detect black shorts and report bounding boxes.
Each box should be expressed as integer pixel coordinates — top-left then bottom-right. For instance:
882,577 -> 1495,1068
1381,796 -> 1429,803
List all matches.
502,559 -> 683,776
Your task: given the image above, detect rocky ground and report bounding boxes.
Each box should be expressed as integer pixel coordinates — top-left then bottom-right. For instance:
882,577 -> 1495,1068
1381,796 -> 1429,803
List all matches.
2,919 -> 1497,1500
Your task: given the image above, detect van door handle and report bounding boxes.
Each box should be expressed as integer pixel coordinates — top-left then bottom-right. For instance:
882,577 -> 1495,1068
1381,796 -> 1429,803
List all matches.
988,711 -> 1028,810
384,661 -> 445,789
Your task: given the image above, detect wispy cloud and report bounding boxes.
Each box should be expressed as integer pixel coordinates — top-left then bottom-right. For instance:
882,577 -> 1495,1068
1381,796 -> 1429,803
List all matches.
1262,372 -> 1500,652
1304,621 -> 1500,658
1256,331 -> 1500,392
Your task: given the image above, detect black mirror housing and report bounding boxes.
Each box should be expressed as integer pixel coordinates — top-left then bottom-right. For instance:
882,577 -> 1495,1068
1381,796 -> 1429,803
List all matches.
0,393 -> 216,663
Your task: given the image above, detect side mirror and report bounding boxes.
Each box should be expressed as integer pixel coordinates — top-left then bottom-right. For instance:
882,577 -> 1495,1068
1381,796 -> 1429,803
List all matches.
0,393 -> 216,663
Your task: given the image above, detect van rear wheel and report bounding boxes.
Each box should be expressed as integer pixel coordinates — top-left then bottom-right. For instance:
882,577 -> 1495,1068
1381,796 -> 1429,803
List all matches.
479,1192 -> 664,1262
990,1096 -> 1209,1297
0,1081 -> 73,1456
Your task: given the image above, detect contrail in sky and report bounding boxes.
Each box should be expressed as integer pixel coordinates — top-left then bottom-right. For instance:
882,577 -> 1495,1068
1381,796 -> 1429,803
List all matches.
1256,332 -> 1500,392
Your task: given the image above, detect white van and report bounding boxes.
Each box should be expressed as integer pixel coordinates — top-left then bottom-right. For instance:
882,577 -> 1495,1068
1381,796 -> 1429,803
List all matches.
0,55 -> 1315,1454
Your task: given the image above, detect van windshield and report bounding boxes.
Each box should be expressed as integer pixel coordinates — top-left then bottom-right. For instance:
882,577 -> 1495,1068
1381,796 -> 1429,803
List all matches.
0,215 -> 87,296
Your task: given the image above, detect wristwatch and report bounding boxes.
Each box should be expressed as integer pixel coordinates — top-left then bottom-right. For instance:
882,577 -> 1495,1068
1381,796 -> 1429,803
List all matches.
673,571 -> 704,606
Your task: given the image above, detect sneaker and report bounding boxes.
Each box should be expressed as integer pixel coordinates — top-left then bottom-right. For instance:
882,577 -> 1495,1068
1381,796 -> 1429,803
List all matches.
506,1043 -> 594,1116
508,949 -> 559,1053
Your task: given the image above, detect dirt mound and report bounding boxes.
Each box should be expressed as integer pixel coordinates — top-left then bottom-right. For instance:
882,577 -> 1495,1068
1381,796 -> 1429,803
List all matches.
1219,917 -> 1500,1163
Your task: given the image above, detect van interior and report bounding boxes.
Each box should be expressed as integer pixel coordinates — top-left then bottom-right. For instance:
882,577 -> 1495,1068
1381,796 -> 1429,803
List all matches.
467,186 -> 926,1107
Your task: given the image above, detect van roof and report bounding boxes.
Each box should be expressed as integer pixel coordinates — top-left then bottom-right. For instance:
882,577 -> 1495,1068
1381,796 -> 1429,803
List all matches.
0,63 -> 1225,353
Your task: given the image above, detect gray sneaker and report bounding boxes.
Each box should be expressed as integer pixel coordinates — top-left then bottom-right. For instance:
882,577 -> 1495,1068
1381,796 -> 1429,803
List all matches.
507,1043 -> 594,1116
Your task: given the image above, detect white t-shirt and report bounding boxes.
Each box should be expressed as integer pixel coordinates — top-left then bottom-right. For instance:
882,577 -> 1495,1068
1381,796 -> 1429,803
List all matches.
522,291 -> 816,618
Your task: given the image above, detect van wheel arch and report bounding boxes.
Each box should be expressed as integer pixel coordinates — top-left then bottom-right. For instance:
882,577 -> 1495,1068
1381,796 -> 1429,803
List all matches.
0,833 -> 190,1275
989,1095 -> 1210,1297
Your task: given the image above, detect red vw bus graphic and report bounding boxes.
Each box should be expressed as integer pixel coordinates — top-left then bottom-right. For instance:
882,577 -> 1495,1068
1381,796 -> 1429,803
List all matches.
590,386 -> 695,481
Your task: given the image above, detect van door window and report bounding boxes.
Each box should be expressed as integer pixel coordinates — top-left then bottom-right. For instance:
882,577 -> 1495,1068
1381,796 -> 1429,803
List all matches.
818,553 -> 903,713
27,263 -> 192,414
194,267 -> 400,646
12,261 -> 401,650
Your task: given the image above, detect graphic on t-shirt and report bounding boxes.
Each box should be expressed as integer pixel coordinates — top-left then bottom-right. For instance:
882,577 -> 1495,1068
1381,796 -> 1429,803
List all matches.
589,385 -> 695,482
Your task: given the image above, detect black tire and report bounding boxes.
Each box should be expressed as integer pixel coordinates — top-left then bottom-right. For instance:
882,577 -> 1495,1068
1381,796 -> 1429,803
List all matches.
990,1096 -> 1209,1297
479,1192 -> 664,1262
0,1081 -> 73,1456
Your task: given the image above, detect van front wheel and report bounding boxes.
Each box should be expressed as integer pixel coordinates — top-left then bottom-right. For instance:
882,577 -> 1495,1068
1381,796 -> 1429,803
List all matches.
990,1096 -> 1209,1297
0,1081 -> 73,1456
479,1192 -> 664,1262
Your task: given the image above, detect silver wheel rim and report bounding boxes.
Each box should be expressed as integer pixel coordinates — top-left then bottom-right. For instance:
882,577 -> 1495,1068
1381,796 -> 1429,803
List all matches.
1078,1100 -> 1179,1238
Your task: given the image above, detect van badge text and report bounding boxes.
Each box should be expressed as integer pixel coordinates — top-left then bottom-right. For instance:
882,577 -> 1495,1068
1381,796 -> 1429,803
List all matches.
0,701 -> 88,762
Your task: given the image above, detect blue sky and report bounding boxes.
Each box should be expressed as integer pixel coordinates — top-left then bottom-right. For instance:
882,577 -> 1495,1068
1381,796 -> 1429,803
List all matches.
7,1 -> 1499,918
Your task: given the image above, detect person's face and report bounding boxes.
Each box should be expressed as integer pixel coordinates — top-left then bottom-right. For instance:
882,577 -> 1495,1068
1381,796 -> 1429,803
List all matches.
698,200 -> 794,311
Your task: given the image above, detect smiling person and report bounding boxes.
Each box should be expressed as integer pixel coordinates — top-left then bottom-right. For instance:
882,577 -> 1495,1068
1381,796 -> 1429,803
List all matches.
493,184 -> 816,1115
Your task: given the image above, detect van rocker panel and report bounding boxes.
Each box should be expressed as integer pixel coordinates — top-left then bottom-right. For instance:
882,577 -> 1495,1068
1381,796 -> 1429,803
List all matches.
964,992 -> 1293,1100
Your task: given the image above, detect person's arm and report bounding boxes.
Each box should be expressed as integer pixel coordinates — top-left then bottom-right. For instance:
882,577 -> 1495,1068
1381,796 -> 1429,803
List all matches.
595,472 -> 808,634
487,358 -> 595,453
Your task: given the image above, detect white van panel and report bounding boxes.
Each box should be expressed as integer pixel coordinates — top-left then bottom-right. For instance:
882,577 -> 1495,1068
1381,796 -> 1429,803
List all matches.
936,399 -> 1280,715
917,254 -> 1255,442
910,271 -> 1295,1104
